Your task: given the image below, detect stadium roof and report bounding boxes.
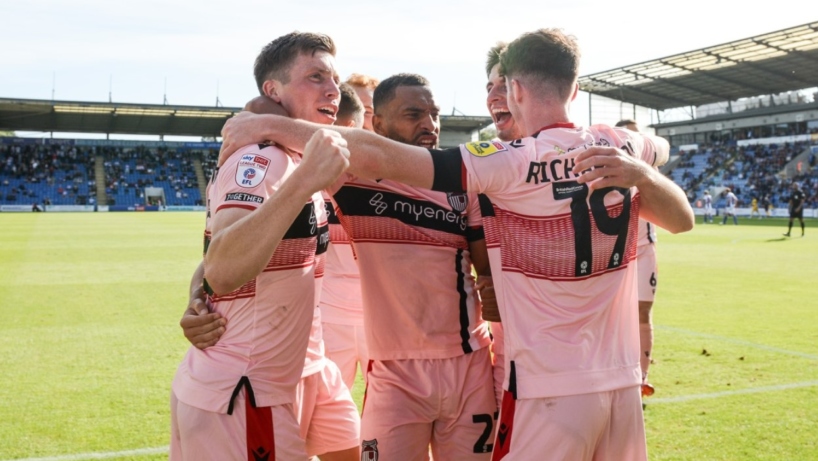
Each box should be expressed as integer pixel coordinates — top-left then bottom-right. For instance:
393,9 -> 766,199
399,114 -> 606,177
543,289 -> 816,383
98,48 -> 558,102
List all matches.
0,98 -> 491,137
578,21 -> 818,111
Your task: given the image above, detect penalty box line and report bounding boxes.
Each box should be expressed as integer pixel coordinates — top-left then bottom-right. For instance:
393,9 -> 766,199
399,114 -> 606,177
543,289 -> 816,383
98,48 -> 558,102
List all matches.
648,380 -> 818,404
0,447 -> 168,461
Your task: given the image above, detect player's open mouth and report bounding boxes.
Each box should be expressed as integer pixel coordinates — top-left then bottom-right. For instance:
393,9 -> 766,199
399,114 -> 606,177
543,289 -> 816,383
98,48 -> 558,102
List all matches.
492,108 -> 512,129
318,106 -> 337,120
415,135 -> 438,148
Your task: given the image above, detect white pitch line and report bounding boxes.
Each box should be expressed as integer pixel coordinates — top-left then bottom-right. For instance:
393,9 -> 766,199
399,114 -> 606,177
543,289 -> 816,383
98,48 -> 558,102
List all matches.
647,380 -> 818,404
656,325 -> 818,361
1,446 -> 168,461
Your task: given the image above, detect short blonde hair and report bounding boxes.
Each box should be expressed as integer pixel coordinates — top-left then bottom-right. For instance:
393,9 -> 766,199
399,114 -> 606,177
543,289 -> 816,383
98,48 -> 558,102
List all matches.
346,73 -> 379,90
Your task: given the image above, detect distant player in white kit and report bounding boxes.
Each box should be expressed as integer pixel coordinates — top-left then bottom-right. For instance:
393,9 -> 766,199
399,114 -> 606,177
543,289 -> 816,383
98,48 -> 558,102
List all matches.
703,190 -> 713,223
721,187 -> 738,225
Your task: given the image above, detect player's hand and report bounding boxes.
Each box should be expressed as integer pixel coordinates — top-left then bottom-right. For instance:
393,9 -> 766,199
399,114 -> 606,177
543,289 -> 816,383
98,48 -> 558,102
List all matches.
477,276 -> 501,322
180,295 -> 226,350
573,146 -> 650,191
219,112 -> 268,167
298,129 -> 350,192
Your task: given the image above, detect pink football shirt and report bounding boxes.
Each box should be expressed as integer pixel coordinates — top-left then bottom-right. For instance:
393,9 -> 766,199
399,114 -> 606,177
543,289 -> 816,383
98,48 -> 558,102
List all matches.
430,123 -> 668,398
326,175 -> 492,360
172,144 -> 328,413
318,193 -> 364,326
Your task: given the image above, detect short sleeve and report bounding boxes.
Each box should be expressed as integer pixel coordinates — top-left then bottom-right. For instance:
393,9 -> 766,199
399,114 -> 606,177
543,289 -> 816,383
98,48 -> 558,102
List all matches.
592,125 -> 669,168
213,144 -> 292,214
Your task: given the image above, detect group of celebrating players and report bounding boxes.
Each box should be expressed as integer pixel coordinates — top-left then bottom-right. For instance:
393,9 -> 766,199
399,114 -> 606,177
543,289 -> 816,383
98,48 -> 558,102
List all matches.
168,27 -> 695,461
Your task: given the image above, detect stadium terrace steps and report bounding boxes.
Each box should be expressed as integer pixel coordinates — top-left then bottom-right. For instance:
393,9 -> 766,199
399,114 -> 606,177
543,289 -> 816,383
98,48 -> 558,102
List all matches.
193,156 -> 206,202
95,155 -> 107,206
781,146 -> 814,178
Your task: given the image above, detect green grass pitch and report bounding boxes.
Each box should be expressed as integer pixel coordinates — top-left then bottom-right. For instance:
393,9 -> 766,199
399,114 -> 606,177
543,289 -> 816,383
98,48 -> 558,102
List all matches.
0,212 -> 816,460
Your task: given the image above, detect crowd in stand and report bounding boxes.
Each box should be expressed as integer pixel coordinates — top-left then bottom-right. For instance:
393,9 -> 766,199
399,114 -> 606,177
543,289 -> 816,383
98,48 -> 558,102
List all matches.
722,142 -> 817,208
102,146 -> 201,206
0,143 -> 95,205
199,149 -> 219,186
0,142 -> 206,207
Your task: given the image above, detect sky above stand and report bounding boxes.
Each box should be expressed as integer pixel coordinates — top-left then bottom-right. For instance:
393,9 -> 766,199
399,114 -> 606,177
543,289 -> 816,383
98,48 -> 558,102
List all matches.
1,0 -> 814,138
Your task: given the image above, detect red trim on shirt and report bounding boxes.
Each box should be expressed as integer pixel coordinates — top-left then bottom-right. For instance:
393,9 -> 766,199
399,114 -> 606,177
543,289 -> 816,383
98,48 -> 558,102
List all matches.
216,203 -> 258,213
461,161 -> 468,192
534,122 -> 575,133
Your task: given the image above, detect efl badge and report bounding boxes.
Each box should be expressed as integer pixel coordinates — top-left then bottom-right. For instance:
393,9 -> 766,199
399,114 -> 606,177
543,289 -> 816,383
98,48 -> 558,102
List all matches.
464,141 -> 507,157
447,192 -> 468,213
235,154 -> 270,188
361,439 -> 378,461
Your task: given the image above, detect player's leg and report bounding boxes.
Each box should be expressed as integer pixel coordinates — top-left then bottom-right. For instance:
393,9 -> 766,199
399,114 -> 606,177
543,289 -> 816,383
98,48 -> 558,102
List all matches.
431,347 -> 496,460
592,386 -> 647,461
173,390 -> 305,461
360,360 -> 435,461
733,212 -> 738,225
638,301 -> 654,396
636,246 -> 657,397
785,217 -> 794,236
322,321 -> 363,391
303,361 -> 361,460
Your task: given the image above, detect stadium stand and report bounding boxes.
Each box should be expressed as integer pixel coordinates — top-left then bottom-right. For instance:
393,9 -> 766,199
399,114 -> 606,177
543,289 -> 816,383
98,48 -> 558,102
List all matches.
0,139 -> 220,208
0,142 -> 94,207
102,146 -> 202,207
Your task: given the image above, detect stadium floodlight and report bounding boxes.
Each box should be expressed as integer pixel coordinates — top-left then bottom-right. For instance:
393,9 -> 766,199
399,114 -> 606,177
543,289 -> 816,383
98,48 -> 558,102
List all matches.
53,105 -> 114,114
114,108 -> 175,116
173,110 -> 234,118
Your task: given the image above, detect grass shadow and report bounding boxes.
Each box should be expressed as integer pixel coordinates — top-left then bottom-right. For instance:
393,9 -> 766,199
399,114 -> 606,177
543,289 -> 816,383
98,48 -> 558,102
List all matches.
764,237 -> 788,242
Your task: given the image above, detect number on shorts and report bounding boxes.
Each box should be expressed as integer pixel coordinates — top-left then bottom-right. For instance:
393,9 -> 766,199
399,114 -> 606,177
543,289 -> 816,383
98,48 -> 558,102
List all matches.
472,413 -> 494,453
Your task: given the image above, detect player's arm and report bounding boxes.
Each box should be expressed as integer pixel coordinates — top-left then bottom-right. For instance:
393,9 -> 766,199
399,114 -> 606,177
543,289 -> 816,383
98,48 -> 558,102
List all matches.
645,134 -> 670,167
220,112 -> 434,189
573,146 -> 694,234
470,238 -> 500,322
206,130 -> 350,295
180,261 -> 226,349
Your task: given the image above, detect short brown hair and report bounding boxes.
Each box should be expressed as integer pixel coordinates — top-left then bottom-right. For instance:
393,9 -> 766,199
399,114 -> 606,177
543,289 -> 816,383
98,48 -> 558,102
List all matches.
253,32 -> 336,94
501,29 -> 580,99
485,42 -> 507,78
346,73 -> 379,90
337,83 -> 364,127
615,119 -> 637,127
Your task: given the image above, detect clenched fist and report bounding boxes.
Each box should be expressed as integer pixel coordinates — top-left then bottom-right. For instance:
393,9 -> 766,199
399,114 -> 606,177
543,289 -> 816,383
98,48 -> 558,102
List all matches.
299,129 -> 350,192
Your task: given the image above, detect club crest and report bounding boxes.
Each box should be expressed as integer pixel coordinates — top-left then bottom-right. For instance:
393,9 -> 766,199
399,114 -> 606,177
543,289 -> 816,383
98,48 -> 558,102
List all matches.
447,192 -> 468,213
361,439 -> 378,461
